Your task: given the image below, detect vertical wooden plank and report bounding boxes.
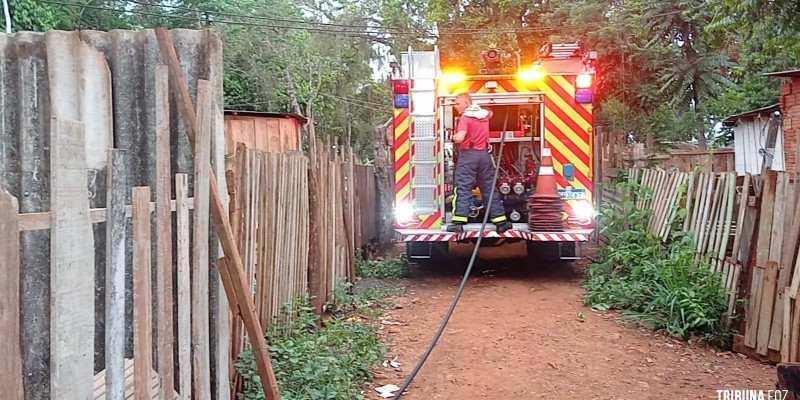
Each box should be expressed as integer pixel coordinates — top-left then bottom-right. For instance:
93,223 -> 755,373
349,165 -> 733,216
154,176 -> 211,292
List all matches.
193,80 -> 212,400
105,149 -> 127,400
731,173 -> 752,263
783,287 -> 793,362
50,118 -> 95,399
288,156 -> 299,300
745,266 -> 766,348
688,173 -> 705,238
348,148 -> 356,278
175,174 -> 192,400
727,264 -> 742,326
756,171 -> 778,269
0,189 -> 23,399
770,174 -> 791,350
229,146 -> 246,370
792,296 -> 800,362
155,29 -> 281,399
785,179 -> 800,298
682,172 -> 695,232
132,187 -> 154,400
300,156 -> 310,294
769,173 -> 787,262
697,174 -> 716,255
701,174 -> 724,259
307,136 -> 324,314
260,153 -> 273,325
275,153 -> 288,317
717,174 -> 736,268
155,64 -> 175,399
757,260 -> 780,355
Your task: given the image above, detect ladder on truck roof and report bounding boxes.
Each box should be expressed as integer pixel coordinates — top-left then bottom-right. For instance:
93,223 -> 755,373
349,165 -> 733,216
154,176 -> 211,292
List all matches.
402,47 -> 440,217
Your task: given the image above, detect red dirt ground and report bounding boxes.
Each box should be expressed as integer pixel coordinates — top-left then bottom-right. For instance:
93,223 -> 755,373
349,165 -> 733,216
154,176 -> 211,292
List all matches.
365,243 -> 777,400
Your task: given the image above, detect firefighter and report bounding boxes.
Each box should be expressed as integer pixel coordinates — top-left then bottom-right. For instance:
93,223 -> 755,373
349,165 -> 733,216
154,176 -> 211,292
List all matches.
447,93 -> 512,233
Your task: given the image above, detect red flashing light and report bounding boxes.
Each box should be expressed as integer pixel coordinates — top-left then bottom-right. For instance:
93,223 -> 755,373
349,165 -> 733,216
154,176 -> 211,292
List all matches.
392,80 -> 409,95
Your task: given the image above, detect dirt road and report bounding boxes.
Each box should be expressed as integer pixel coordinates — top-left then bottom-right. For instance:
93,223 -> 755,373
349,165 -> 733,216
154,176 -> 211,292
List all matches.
367,243 -> 776,400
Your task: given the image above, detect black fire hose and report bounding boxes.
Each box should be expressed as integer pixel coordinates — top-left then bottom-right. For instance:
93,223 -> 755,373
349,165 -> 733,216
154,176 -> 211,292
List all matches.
392,110 -> 510,399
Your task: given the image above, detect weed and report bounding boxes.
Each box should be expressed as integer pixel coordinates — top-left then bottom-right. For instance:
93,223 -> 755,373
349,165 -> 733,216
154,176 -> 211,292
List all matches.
585,178 -> 733,346
325,278 -> 405,319
355,253 -> 412,279
236,284 -> 392,400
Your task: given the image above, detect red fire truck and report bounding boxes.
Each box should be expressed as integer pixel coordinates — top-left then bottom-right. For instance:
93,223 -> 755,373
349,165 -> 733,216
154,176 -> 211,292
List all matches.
388,43 -> 598,262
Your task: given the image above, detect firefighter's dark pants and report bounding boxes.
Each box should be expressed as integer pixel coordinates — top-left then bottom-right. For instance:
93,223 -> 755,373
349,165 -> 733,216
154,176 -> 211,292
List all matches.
452,149 -> 508,224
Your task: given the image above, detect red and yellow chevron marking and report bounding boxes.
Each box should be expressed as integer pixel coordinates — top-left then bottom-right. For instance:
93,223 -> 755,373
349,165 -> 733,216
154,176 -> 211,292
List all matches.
439,75 -> 594,224
539,75 -> 593,202
395,74 -> 593,232
393,108 -> 411,207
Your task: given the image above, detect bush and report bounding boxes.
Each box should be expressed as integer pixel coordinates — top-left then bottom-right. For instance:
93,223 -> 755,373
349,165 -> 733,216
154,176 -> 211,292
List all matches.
355,254 -> 412,279
584,179 -> 732,345
236,288 -> 389,400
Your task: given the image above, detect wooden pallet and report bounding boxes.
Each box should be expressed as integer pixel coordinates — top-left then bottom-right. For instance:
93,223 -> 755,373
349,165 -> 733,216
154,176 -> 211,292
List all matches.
92,358 -> 178,400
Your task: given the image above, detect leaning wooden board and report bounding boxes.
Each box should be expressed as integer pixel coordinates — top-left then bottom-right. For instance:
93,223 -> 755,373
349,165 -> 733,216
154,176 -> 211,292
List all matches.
155,28 -> 282,399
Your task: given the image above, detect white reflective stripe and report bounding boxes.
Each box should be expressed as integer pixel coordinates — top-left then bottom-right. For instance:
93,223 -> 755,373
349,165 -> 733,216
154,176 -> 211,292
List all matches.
541,148 -> 551,157
540,166 -> 554,175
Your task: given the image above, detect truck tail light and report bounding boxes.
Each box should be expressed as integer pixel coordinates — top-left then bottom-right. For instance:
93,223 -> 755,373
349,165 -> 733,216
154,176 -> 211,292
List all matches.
576,74 -> 592,88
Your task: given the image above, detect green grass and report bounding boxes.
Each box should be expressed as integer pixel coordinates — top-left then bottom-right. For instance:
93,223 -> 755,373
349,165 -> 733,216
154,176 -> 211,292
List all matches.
235,280 -> 400,400
584,178 -> 734,346
355,253 -> 412,279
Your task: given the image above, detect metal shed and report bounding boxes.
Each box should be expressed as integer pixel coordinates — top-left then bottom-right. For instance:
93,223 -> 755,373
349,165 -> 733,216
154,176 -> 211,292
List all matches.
723,104 -> 785,174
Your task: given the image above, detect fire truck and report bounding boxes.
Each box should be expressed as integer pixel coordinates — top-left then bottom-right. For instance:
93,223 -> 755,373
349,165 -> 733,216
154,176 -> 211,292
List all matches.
388,43 -> 598,262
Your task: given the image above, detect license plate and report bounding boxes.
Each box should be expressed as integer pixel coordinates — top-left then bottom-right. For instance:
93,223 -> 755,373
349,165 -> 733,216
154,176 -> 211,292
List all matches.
558,188 -> 586,199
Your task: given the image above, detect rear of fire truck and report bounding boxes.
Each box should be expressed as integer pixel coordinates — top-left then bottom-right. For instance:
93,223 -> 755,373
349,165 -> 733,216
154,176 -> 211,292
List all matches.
388,43 -> 598,262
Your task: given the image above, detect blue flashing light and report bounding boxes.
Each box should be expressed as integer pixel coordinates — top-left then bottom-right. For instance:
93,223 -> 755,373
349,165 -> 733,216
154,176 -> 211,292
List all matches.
394,94 -> 409,108
575,88 -> 593,104
563,163 -> 575,181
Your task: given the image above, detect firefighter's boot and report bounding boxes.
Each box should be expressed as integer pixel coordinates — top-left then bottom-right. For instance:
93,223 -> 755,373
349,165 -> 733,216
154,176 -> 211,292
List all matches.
447,222 -> 465,233
495,221 -> 512,233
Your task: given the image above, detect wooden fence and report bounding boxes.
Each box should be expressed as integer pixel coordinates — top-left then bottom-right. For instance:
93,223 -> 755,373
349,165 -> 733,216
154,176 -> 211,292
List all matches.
0,115 -> 226,399
223,135 -> 380,392
227,147 -> 310,381
602,167 -> 800,363
623,146 -> 736,173
1,29 -> 318,399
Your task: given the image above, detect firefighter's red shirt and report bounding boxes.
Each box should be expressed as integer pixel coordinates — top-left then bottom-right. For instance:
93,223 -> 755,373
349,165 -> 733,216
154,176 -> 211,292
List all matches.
457,109 -> 493,150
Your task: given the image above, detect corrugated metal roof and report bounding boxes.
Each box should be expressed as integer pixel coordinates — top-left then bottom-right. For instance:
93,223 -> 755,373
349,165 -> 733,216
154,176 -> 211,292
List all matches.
764,69 -> 800,78
224,109 -> 308,124
722,103 -> 780,126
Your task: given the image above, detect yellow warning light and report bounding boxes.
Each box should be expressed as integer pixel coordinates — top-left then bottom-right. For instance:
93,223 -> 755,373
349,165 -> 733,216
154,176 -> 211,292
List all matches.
440,71 -> 466,84
518,64 -> 544,82
576,74 -> 593,88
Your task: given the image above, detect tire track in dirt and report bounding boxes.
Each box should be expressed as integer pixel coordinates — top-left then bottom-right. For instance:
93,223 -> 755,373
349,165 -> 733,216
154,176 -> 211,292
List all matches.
367,246 -> 776,399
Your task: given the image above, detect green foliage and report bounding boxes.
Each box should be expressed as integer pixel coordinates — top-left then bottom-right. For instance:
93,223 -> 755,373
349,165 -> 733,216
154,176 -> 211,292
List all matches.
8,0 -> 796,157
586,179 -> 732,345
355,253 -> 412,279
10,0 -> 71,31
236,288 -> 390,400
